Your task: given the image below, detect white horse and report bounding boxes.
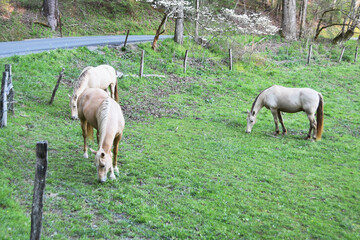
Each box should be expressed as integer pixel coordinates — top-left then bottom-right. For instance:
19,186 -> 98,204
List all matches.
69,64 -> 118,120
246,85 -> 324,140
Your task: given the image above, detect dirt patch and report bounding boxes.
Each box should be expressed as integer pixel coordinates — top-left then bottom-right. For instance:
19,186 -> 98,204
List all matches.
121,74 -> 198,121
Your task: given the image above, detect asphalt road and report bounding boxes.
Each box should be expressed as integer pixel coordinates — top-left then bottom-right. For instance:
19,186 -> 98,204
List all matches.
0,35 -> 173,58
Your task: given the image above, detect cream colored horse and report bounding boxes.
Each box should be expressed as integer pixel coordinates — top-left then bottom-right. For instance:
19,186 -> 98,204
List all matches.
246,85 -> 324,140
77,88 -> 125,182
70,64 -> 118,120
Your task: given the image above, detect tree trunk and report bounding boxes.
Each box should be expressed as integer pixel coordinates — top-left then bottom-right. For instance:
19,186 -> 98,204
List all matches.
174,0 -> 184,44
281,0 -> 297,40
299,0 -> 308,38
194,0 -> 200,43
43,0 -> 59,31
152,13 -> 168,50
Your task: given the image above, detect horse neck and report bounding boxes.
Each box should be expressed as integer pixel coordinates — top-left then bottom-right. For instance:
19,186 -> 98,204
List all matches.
251,92 -> 265,115
73,75 -> 89,97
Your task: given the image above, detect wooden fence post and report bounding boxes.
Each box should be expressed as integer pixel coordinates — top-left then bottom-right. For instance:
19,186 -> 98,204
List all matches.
354,46 -> 358,63
124,30 -> 129,48
49,68 -> 65,105
307,44 -> 312,64
229,49 -> 233,71
0,71 -> 8,128
183,50 -> 188,73
338,46 -> 346,63
139,50 -> 145,78
30,141 -> 48,240
5,64 -> 14,114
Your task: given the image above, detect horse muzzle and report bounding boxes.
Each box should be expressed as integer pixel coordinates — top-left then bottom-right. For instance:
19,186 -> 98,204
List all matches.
71,115 -> 79,120
98,176 -> 107,183
245,129 -> 251,133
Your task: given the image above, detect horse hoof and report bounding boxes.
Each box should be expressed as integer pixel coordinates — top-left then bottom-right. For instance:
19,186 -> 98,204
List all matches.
84,153 -> 88,158
114,166 -> 119,175
109,174 -> 116,180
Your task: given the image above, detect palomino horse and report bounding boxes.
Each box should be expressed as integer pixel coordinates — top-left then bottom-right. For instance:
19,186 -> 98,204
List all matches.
246,85 -> 324,140
77,88 -> 125,182
70,64 -> 119,120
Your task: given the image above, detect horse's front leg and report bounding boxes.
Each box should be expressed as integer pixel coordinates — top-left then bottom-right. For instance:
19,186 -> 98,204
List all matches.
112,133 -> 122,176
271,109 -> 280,134
277,110 -> 287,134
80,120 -> 89,158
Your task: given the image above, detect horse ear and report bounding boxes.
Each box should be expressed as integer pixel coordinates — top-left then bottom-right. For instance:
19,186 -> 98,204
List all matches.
247,110 -> 250,114
74,94 -> 77,100
90,148 -> 97,155
68,94 -> 71,99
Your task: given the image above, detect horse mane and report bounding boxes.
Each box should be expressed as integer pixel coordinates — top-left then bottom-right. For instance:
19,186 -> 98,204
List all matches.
97,98 -> 111,143
73,67 -> 92,93
250,86 -> 273,113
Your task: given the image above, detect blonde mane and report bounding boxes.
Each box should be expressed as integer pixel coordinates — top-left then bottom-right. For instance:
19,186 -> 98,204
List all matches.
73,67 -> 92,94
97,98 -> 111,144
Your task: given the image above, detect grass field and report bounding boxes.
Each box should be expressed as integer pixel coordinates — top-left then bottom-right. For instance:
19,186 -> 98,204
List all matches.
0,37 -> 359,239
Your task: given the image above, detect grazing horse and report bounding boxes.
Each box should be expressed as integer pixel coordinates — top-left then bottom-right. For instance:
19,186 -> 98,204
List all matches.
246,85 -> 324,140
69,64 -> 119,120
77,88 -> 125,182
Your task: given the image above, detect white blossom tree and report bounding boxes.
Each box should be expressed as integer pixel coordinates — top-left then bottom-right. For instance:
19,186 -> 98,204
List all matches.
137,0 -> 279,49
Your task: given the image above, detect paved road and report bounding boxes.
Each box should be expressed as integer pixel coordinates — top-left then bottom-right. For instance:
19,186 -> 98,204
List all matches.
0,35 -> 173,58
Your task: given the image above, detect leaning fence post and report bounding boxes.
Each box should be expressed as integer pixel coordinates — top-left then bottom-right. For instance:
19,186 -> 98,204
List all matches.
338,46 -> 346,63
124,30 -> 130,48
0,71 -> 8,128
229,49 -> 233,71
307,44 -> 312,64
30,141 -> 48,240
139,50 -> 145,78
49,68 -> 65,105
183,50 -> 188,73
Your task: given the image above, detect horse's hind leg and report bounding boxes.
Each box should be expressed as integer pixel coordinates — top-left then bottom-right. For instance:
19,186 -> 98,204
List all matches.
80,120 -> 89,158
112,133 -> 123,176
109,83 -> 115,99
306,114 -> 317,140
278,110 -> 287,134
271,109 -> 280,134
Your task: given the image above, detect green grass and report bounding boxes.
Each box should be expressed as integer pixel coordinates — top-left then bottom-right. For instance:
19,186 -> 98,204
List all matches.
0,38 -> 359,239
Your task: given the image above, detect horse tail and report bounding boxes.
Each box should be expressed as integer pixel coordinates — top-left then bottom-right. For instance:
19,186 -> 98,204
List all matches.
316,93 -> 324,141
87,124 -> 94,141
114,80 -> 119,102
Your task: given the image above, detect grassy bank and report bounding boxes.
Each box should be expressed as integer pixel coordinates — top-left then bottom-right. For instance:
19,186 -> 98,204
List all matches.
0,37 -> 359,239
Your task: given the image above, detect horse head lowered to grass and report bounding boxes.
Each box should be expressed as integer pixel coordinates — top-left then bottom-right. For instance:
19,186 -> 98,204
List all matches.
77,88 -> 125,182
69,64 -> 118,120
246,85 -> 324,140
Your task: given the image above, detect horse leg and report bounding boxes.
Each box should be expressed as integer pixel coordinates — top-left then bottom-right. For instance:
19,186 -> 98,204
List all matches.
306,114 -> 317,140
80,120 -> 88,158
277,110 -> 287,134
112,133 -> 122,176
271,109 -> 280,134
110,83 -> 115,99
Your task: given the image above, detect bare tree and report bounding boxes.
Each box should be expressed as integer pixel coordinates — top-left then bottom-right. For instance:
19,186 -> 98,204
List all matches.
43,0 -> 59,31
281,0 -> 297,40
194,0 -> 200,43
299,0 -> 308,38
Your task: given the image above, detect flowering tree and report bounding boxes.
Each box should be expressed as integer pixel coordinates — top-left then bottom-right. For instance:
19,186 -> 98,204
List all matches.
137,0 -> 279,49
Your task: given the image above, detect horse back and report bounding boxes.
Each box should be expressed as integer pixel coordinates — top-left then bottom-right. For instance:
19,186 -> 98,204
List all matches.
86,65 -> 117,89
266,86 -> 319,113
77,88 -> 109,129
